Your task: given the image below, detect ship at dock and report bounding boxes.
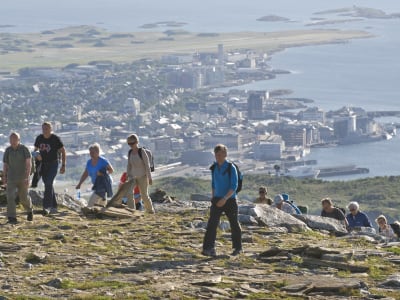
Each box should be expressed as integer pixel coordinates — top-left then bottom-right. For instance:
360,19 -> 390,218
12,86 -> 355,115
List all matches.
318,164 -> 370,178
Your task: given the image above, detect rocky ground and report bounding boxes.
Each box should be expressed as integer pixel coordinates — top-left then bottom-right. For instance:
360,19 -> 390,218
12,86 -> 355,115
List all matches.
0,198 -> 400,300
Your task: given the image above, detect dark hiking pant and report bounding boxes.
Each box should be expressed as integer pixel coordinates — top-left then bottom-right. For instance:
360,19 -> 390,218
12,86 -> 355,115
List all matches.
203,198 -> 242,251
41,161 -> 58,210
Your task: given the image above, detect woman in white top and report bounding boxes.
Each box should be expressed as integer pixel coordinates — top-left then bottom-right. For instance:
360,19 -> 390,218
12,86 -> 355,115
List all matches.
376,215 -> 396,241
126,134 -> 155,214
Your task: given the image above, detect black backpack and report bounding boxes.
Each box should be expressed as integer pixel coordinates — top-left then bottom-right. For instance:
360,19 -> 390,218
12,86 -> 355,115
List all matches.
210,162 -> 243,193
128,147 -> 155,172
390,222 -> 400,238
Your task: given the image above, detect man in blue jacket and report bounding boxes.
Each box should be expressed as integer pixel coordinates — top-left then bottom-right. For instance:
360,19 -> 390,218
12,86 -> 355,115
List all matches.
202,144 -> 243,257
346,201 -> 372,229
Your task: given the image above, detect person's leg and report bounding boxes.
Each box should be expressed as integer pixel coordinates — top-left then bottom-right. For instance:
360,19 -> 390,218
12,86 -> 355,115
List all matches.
136,176 -> 154,213
87,192 -> 103,207
224,199 -> 242,251
203,204 -> 223,251
16,181 -> 33,214
125,180 -> 136,209
41,162 -> 58,211
6,181 -> 18,220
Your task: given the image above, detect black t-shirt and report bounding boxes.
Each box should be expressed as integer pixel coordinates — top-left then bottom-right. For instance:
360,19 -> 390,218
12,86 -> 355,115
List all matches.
321,207 -> 346,221
34,134 -> 64,163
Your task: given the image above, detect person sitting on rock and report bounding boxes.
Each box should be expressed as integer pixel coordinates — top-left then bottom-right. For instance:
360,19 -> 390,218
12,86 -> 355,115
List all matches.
375,215 -> 397,241
321,198 -> 348,226
346,201 -> 372,230
281,193 -> 302,214
273,194 -> 296,214
75,143 -> 114,207
254,186 -> 272,205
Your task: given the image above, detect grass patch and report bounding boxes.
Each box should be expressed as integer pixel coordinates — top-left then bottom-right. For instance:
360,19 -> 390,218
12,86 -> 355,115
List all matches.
383,246 -> 400,255
60,279 -> 129,290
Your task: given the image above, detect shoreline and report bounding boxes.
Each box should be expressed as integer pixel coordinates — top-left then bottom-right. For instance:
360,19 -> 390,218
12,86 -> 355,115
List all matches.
0,25 -> 373,73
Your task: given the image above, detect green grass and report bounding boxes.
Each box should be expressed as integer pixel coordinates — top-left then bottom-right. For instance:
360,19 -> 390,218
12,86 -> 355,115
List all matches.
60,279 -> 130,290
383,246 -> 400,255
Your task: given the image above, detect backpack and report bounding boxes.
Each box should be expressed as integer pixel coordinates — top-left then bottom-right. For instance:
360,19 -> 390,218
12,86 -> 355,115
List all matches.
335,206 -> 346,215
210,161 -> 243,194
128,147 -> 155,172
390,222 -> 400,238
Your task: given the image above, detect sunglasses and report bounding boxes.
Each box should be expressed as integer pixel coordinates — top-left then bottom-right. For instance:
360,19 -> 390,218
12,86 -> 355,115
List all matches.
128,141 -> 137,145
259,191 -> 266,194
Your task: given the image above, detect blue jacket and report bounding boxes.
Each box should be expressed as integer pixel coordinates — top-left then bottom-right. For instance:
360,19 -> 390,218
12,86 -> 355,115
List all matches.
211,160 -> 238,199
346,211 -> 372,228
92,168 -> 113,199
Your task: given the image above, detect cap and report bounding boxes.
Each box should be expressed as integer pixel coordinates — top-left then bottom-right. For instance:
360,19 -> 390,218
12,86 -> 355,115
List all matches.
274,194 -> 284,205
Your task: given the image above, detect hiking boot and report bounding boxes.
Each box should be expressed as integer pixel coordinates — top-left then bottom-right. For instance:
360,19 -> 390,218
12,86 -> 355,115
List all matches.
50,208 -> 58,214
27,212 -> 33,221
6,217 -> 18,224
201,248 -> 217,257
231,248 -> 244,256
42,209 -> 50,216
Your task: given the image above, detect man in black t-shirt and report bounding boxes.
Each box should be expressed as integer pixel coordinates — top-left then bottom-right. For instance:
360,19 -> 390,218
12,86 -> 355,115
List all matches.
321,198 -> 348,227
34,122 -> 66,215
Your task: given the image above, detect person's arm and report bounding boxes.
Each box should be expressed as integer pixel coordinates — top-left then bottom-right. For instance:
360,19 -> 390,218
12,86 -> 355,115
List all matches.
217,164 -> 237,207
106,163 -> 114,174
365,214 -> 373,228
3,162 -> 8,185
224,163 -> 238,200
59,146 -> 66,174
76,170 -> 89,189
24,158 -> 31,186
141,150 -> 152,185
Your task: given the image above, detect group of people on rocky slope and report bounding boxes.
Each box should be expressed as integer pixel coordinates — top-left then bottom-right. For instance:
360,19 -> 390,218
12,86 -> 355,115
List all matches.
255,184 -> 400,242
2,123 -> 154,224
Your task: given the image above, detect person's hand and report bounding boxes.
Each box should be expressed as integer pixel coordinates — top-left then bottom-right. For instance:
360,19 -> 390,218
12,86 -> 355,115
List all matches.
36,154 -> 42,161
60,165 -> 66,174
148,178 -> 153,185
75,184 -> 81,190
216,197 -> 227,208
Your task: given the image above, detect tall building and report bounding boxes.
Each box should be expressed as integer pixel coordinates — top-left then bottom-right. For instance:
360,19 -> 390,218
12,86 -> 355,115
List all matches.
218,44 -> 224,66
247,91 -> 268,120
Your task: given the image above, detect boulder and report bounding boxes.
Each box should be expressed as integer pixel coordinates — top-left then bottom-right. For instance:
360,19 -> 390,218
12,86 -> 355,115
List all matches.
379,274 -> 400,289
238,214 -> 258,225
292,214 -> 348,236
244,204 -> 310,232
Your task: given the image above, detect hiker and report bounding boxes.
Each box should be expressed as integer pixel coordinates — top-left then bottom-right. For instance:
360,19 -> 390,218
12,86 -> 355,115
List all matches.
273,194 -> 296,214
346,201 -> 372,229
126,134 -> 154,213
75,143 -> 113,207
119,172 -> 143,210
3,132 -> 34,224
254,186 -> 272,205
375,215 -> 397,241
321,198 -> 348,226
202,144 -> 243,257
34,122 -> 66,215
281,193 -> 302,214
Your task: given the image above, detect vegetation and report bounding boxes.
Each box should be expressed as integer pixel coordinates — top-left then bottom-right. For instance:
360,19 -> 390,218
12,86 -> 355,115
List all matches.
154,175 -> 400,218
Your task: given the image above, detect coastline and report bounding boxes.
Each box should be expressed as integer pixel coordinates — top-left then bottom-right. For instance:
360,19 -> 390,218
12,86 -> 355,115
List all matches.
0,26 -> 373,73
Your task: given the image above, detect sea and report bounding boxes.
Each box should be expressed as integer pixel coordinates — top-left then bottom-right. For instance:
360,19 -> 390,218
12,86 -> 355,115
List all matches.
1,0 -> 399,180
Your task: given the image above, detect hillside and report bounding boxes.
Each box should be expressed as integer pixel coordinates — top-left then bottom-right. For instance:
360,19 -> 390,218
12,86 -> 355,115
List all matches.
154,175 -> 400,220
0,199 -> 400,299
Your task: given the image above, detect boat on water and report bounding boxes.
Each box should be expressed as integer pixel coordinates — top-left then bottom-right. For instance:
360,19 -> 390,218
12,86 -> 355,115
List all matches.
284,166 -> 320,179
318,165 -> 369,178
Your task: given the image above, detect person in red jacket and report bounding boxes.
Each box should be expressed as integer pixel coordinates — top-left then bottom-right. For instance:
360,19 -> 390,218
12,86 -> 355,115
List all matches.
119,172 -> 143,210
